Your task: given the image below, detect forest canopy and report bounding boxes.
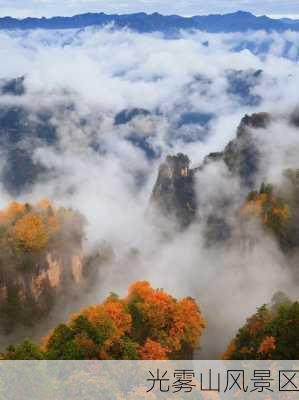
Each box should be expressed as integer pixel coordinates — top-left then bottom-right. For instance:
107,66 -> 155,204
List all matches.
0,199 -> 85,269
3,281 -> 206,360
223,294 -> 299,360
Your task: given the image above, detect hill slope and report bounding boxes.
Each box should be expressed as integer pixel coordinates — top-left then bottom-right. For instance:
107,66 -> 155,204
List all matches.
0,11 -> 298,33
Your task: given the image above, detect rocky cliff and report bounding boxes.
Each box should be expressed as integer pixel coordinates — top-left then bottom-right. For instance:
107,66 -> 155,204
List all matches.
0,200 -> 99,334
150,111 -> 295,233
0,251 -> 85,333
151,153 -> 197,227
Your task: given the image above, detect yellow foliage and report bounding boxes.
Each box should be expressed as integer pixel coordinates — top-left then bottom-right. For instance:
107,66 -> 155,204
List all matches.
11,213 -> 49,251
242,191 -> 289,227
0,199 -> 85,254
81,301 -> 132,338
241,193 -> 267,219
0,202 -> 25,226
127,281 -> 206,354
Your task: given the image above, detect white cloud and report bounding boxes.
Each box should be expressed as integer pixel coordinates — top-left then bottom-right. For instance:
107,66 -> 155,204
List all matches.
1,26 -> 299,355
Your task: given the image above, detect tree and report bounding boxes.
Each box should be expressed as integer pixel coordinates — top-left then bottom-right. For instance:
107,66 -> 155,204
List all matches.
4,340 -> 44,360
0,199 -> 86,333
3,281 -> 206,360
223,300 -> 299,359
127,281 -> 206,358
12,213 -> 49,251
241,182 -> 290,247
138,339 -> 168,360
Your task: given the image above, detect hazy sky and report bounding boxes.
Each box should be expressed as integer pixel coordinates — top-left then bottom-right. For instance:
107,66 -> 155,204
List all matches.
1,0 -> 299,19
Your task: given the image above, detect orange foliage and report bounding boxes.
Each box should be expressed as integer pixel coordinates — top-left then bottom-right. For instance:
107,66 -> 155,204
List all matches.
12,213 -> 49,251
72,300 -> 132,358
247,318 -> 265,336
0,199 -> 84,254
240,346 -> 252,354
36,198 -> 52,211
129,281 -> 174,333
128,280 -> 153,300
81,301 -> 132,338
42,281 -> 205,360
0,202 -> 25,226
241,191 -> 289,226
127,281 -> 206,354
222,340 -> 237,360
40,331 -> 53,352
247,308 -> 272,336
241,193 -> 268,219
138,339 -> 169,360
173,298 -> 206,348
258,336 -> 276,354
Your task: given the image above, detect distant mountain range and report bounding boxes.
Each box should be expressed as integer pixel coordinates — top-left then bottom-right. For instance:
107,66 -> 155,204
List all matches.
1,11 -> 299,33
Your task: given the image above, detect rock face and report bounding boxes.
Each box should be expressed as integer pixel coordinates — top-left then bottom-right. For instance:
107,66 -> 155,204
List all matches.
0,76 -> 25,96
222,112 -> 271,187
0,75 -> 268,196
226,69 -> 263,106
114,108 -> 151,125
150,112 -> 272,228
151,153 -> 197,227
0,249 -> 85,333
202,112 -> 271,187
0,103 -> 57,195
0,200 -> 103,335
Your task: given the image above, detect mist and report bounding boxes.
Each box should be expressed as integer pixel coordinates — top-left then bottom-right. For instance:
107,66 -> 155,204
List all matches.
0,26 -> 299,357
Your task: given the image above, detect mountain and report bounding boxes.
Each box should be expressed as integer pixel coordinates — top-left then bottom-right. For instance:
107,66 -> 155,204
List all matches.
0,69 -> 263,196
151,153 -> 197,228
150,112 -> 272,229
0,200 -> 85,333
0,199 -> 112,335
0,11 -> 299,33
150,110 -> 299,249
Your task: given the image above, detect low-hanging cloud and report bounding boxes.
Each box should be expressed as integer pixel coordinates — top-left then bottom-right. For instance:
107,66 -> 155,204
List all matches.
0,26 -> 299,356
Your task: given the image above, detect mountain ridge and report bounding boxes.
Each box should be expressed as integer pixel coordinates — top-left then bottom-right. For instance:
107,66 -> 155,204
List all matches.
0,10 -> 298,32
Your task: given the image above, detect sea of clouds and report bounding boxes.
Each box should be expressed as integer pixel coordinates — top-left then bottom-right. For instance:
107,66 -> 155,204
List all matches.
1,26 -> 299,356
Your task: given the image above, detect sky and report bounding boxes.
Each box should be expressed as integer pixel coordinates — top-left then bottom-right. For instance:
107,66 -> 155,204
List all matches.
1,0 -> 299,19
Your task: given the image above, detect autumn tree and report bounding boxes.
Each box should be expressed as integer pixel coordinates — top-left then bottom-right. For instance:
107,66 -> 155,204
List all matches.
127,281 -> 206,358
0,198 -> 84,256
3,281 -> 206,360
138,339 -> 168,360
0,199 -> 85,333
241,182 -> 291,248
12,213 -> 49,251
223,295 -> 299,360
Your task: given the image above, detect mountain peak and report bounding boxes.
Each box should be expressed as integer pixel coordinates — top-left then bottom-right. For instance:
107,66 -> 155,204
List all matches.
233,10 -> 254,17
0,11 -> 296,33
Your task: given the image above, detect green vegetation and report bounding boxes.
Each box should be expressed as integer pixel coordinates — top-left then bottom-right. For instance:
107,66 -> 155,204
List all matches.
224,295 -> 299,359
2,281 -> 206,360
